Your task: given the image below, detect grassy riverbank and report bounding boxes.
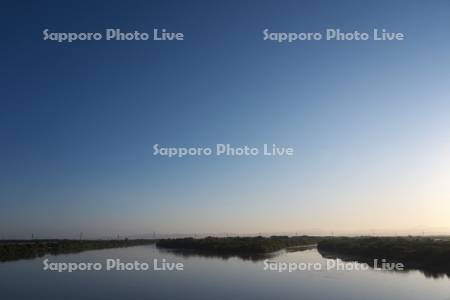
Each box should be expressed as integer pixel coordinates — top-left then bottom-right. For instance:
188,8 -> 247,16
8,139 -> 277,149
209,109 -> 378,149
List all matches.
156,236 -> 321,254
318,236 -> 450,276
0,239 -> 156,262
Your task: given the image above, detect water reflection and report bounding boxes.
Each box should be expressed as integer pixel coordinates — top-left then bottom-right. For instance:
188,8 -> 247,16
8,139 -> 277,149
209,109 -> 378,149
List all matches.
158,245 -> 450,279
156,244 -> 317,262
1,245 -> 449,300
157,247 -> 277,261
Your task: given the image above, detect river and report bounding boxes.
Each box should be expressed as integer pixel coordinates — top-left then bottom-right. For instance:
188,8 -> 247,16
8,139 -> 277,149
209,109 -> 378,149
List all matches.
1,244 -> 449,299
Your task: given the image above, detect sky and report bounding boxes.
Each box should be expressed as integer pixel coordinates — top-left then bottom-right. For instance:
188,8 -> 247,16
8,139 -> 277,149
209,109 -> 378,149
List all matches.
1,0 -> 450,238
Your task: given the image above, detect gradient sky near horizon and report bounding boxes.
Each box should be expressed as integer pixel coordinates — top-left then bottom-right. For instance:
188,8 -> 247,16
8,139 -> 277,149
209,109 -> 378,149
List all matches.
1,0 -> 450,238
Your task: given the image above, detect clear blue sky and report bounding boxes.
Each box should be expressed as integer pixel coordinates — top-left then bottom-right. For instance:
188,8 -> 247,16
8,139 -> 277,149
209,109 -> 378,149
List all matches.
1,0 -> 450,238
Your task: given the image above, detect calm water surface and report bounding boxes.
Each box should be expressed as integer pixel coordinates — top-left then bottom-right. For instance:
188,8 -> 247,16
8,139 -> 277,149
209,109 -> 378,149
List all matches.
1,245 -> 449,300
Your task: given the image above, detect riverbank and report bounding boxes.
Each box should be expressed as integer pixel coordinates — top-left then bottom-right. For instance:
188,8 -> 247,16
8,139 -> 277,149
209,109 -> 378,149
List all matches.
317,236 -> 450,277
156,236 -> 322,254
0,239 -> 156,262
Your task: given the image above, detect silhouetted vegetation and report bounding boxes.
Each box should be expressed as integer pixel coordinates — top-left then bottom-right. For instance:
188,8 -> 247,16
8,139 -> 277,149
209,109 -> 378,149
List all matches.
158,247 -> 277,261
318,236 -> 450,277
157,236 -> 321,255
0,239 -> 156,262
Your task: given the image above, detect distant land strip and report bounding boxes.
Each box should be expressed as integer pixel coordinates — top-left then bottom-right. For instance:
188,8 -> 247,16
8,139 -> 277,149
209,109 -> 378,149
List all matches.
0,239 -> 156,262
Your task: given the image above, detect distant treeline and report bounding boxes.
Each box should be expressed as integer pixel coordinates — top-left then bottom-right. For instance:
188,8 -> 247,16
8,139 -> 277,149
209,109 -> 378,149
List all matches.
0,239 -> 155,262
156,236 -> 321,253
318,237 -> 450,275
